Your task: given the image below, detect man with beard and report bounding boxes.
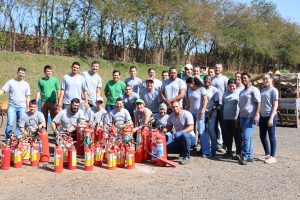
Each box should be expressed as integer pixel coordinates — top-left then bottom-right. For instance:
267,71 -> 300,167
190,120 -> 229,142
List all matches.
109,98 -> 133,128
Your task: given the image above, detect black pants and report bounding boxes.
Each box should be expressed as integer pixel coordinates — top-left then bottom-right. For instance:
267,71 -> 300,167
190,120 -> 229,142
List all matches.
223,119 -> 242,155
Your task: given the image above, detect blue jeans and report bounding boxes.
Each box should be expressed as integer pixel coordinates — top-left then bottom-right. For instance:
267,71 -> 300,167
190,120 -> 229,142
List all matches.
105,104 -> 115,112
259,115 -> 277,157
240,116 -> 256,160
166,132 -> 195,158
5,104 -> 25,139
198,113 -> 211,156
207,110 -> 218,153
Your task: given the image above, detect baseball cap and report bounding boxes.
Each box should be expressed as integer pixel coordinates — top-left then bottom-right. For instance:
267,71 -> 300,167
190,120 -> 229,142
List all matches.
185,64 -> 193,69
135,98 -> 144,104
146,78 -> 154,82
96,97 -> 104,103
159,103 -> 167,110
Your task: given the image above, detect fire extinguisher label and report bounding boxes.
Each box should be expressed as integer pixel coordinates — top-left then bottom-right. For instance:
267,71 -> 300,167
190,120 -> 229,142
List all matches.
72,152 -> 76,166
39,140 -> 43,153
85,152 -> 91,166
157,143 -> 164,157
152,146 -> 157,160
136,134 -> 141,149
55,154 -> 61,166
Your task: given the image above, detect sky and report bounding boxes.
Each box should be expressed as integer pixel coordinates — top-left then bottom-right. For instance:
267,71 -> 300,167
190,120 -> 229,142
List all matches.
235,0 -> 300,24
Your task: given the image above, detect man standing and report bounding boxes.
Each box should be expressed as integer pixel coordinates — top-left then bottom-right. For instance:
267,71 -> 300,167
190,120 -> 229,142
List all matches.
120,85 -> 139,120
140,78 -> 160,114
181,64 -> 194,81
161,70 -> 169,81
58,62 -> 88,110
104,70 -> 126,112
82,61 -> 102,108
0,67 -> 30,139
125,66 -> 142,94
109,98 -> 133,128
160,67 -> 186,112
166,100 -> 195,165
211,63 -> 229,151
36,65 -> 60,127
85,97 -> 108,126
19,99 -> 46,136
141,68 -> 162,92
51,98 -> 86,138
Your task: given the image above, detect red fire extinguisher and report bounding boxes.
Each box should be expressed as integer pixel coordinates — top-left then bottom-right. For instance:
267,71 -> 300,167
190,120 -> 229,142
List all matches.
39,128 -> 50,162
22,141 -> 31,163
135,130 -> 144,163
156,136 -> 167,167
12,143 -> 23,168
106,149 -> 117,170
94,143 -> 103,167
122,126 -> 133,144
30,143 -> 40,167
1,144 -> 11,170
84,147 -> 93,171
142,127 -> 151,161
125,146 -> 135,169
68,147 -> 76,170
76,129 -> 84,155
54,147 -> 63,173
150,138 -> 157,164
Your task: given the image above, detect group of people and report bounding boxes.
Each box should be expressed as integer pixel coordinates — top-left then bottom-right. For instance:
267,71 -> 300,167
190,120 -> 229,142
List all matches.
0,61 -> 278,165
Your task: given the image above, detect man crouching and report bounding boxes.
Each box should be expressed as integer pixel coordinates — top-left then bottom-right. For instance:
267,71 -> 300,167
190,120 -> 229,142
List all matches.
166,100 -> 195,165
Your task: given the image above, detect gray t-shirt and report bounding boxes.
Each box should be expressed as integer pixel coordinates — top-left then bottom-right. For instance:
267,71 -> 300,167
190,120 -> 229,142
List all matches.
85,107 -> 108,126
153,113 -> 169,128
239,86 -> 261,117
162,78 -> 187,106
2,79 -> 30,107
125,77 -> 142,94
19,111 -> 45,131
205,86 -> 219,111
260,87 -> 279,117
211,75 -> 229,105
109,108 -> 132,126
167,110 -> 195,136
141,78 -> 162,92
134,107 -> 153,125
53,109 -> 85,132
140,88 -> 160,113
120,92 -> 139,116
187,87 -> 207,114
223,91 -> 240,120
61,74 -> 86,104
82,71 -> 102,103
236,84 -> 245,94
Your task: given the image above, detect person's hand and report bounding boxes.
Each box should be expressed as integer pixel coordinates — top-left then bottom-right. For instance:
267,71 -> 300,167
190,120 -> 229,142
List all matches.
132,127 -> 139,133
268,118 -> 273,127
174,131 -> 183,139
199,110 -> 205,120
234,119 -> 240,128
253,114 -> 260,124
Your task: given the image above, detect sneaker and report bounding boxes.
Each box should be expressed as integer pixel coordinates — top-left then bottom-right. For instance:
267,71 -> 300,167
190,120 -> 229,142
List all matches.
179,157 -> 190,165
265,156 -> 276,164
258,155 -> 270,161
239,159 -> 247,165
217,147 -> 226,154
247,158 -> 254,162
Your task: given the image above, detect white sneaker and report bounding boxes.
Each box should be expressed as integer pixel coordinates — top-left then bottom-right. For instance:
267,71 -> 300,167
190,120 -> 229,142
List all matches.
258,155 -> 270,161
265,156 -> 276,164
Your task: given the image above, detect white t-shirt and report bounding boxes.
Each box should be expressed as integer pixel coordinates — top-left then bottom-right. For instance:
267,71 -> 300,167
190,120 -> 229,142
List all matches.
2,79 -> 30,107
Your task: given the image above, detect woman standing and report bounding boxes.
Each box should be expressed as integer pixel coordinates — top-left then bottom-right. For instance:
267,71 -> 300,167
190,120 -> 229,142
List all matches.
259,73 -> 278,164
239,73 -> 261,165
185,77 -> 209,156
203,75 -> 219,156
222,79 -> 242,159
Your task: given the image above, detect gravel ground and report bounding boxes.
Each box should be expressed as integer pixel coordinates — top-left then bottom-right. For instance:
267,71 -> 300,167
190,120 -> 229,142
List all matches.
0,117 -> 300,200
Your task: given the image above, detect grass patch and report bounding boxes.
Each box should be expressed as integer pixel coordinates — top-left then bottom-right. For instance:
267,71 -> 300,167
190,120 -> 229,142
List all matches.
0,51 -> 170,103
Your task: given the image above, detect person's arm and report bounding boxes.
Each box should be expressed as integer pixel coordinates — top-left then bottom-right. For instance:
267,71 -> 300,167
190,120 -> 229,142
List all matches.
199,95 -> 208,120
0,89 -> 4,96
19,127 -> 27,135
26,96 -> 30,111
253,102 -> 261,124
143,111 -> 152,125
96,87 -> 101,98
38,121 -> 46,130
83,90 -> 89,109
185,93 -> 191,110
170,89 -> 186,102
58,89 -> 64,107
181,124 -> 194,133
36,92 -> 41,102
56,90 -> 61,102
160,88 -> 170,106
268,100 -> 278,127
50,121 -> 58,135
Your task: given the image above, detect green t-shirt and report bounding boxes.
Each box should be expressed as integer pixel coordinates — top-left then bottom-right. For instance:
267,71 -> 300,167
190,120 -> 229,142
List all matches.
37,77 -> 61,103
105,80 -> 126,105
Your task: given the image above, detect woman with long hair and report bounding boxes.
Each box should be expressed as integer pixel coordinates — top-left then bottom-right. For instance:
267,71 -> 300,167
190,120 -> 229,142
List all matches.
239,72 -> 261,165
186,77 -> 209,156
259,73 -> 279,164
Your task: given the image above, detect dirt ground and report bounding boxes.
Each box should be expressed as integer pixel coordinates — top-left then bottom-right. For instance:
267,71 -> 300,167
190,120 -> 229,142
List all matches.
0,116 -> 300,200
